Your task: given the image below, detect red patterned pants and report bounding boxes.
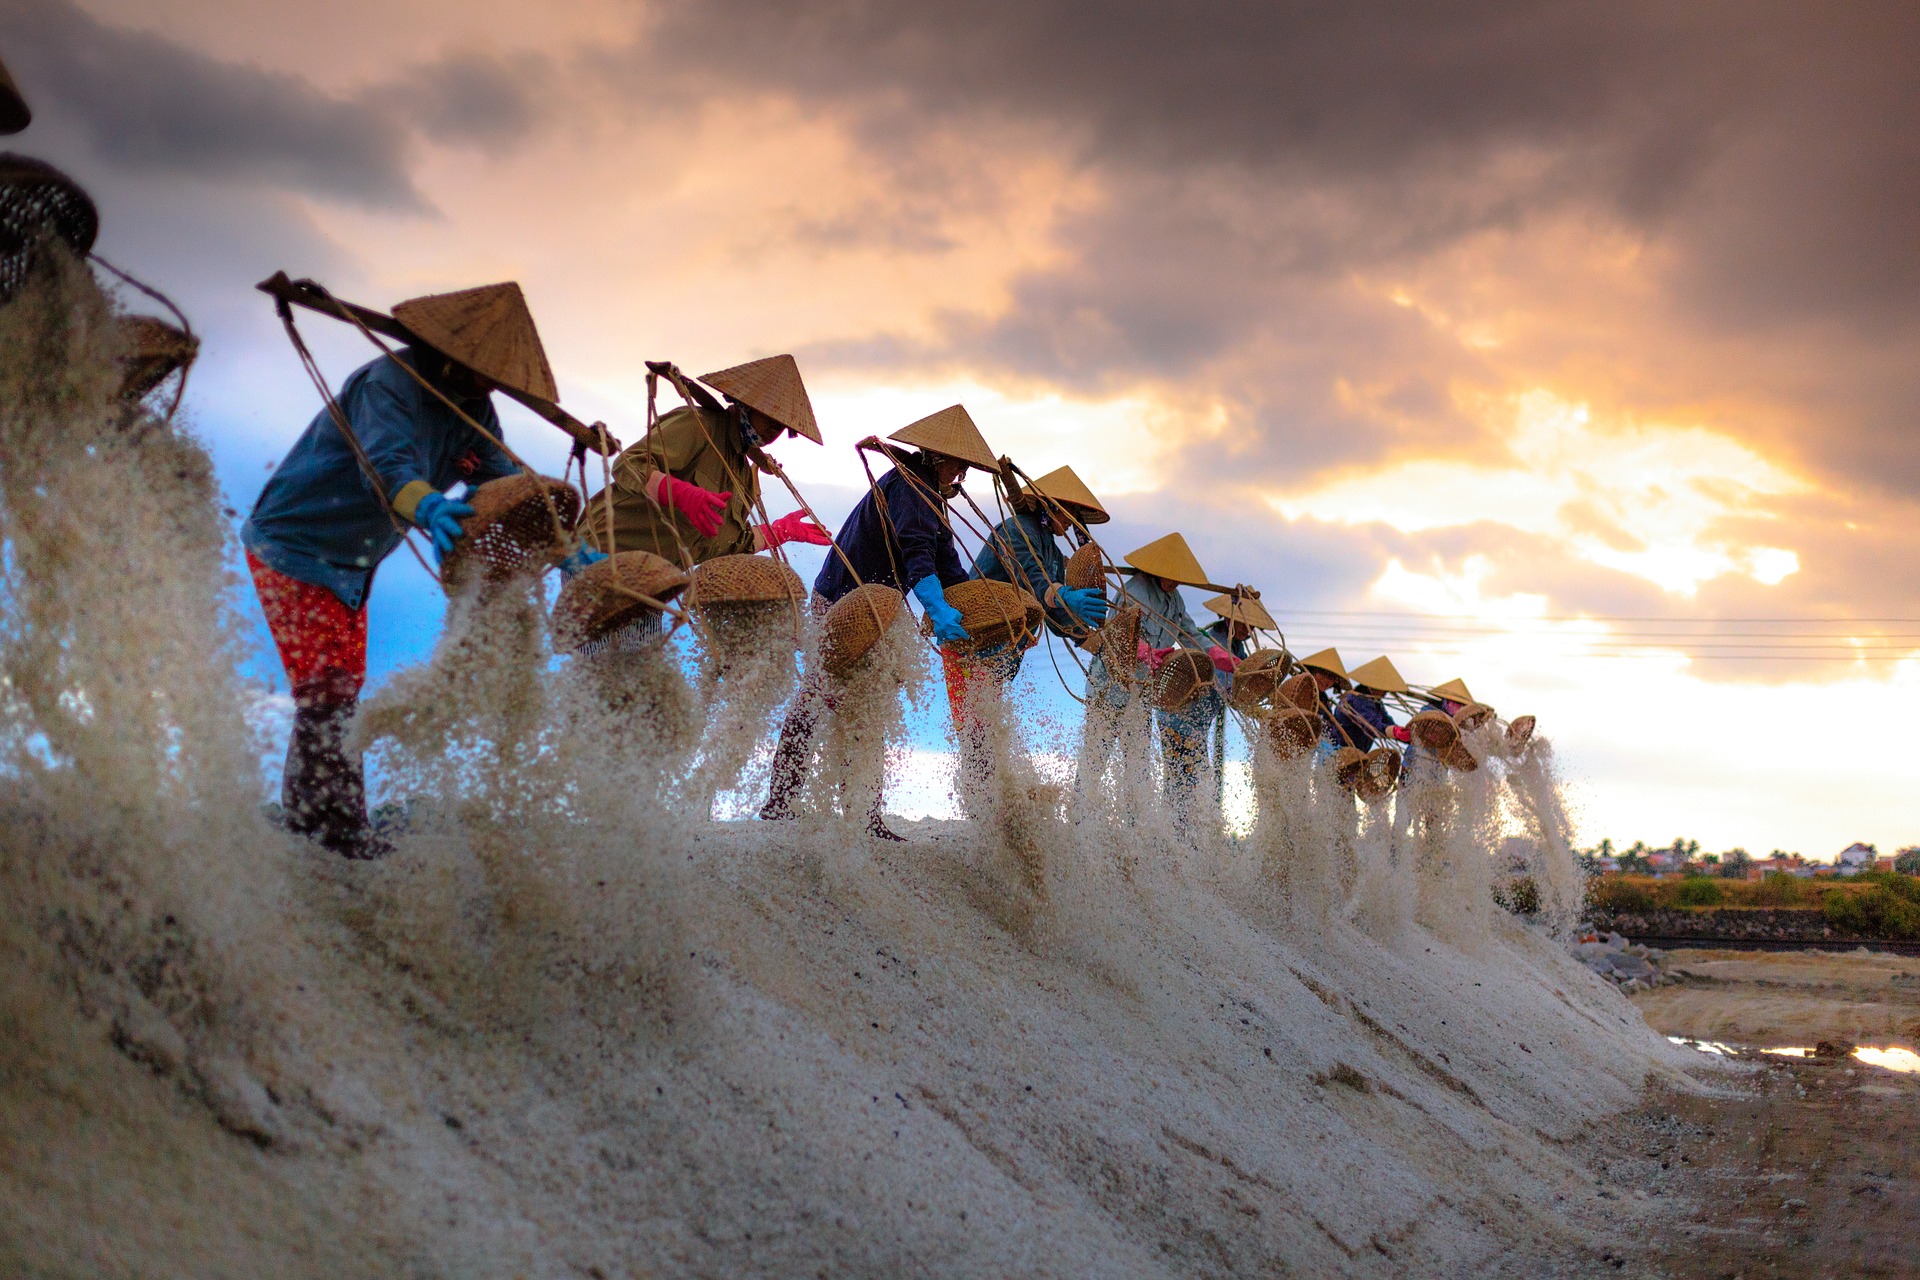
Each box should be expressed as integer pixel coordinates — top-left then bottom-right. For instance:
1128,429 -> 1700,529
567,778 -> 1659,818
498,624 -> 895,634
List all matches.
247,550 -> 368,708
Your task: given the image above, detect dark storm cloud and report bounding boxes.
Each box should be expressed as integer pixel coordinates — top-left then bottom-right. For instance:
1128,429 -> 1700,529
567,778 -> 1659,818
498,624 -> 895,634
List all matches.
2,0 -> 421,208
374,50 -> 546,149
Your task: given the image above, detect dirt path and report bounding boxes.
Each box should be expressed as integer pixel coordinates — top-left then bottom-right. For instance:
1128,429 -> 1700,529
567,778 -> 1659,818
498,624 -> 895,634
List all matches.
1634,947 -> 1920,1049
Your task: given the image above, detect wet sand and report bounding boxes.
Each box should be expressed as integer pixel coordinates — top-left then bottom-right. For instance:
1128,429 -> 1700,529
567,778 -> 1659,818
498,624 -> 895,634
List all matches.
1619,950 -> 1920,1279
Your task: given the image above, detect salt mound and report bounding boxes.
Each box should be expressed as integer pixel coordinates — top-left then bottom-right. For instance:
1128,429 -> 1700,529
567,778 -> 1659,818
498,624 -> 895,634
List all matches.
0,259 -> 1709,1277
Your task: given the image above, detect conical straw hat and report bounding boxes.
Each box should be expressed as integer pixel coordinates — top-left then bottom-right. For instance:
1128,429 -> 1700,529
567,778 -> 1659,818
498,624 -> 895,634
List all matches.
1348,655 -> 1408,694
699,354 -> 820,444
0,56 -> 30,135
1123,532 -> 1209,587
1298,647 -> 1351,688
889,404 -> 998,471
1430,677 -> 1474,704
392,282 -> 558,404
1024,465 -> 1108,523
1203,591 -> 1276,630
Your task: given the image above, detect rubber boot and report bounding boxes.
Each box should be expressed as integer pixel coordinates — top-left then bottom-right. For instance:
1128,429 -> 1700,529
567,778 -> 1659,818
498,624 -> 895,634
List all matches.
283,701 -> 391,860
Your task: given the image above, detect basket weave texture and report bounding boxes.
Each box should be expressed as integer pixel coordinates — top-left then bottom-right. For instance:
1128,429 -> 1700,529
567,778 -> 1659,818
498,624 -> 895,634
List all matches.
1455,702 -> 1495,733
1265,707 -> 1320,759
687,554 -> 806,612
0,154 -> 99,305
1063,543 -> 1103,590
821,584 -> 903,677
1094,604 -> 1142,678
1329,746 -> 1367,790
1149,648 -> 1213,712
1505,714 -> 1536,747
699,354 -> 818,443
442,474 -> 581,591
1279,671 -> 1321,713
1227,648 -> 1289,713
551,550 -> 687,653
1408,708 -> 1461,751
1355,747 -> 1402,802
391,283 -> 556,404
116,315 -> 199,401
945,579 -> 1043,653
1441,741 -> 1480,773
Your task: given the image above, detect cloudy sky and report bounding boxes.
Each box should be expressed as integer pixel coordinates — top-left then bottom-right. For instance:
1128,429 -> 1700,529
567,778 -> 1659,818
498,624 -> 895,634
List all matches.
7,0 -> 1917,855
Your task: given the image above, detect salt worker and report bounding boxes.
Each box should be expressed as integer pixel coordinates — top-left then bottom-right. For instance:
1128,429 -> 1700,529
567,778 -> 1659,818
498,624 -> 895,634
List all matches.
1079,532 -> 1240,826
759,405 -> 1001,839
950,464 -> 1112,782
1200,590 -> 1271,808
1338,656 -> 1413,752
1396,675 -> 1472,842
579,354 -> 833,568
1295,648 -> 1352,762
242,282 -> 553,858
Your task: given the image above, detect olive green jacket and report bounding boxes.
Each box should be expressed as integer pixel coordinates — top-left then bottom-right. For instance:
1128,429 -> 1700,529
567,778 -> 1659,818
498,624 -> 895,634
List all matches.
581,405 -> 762,566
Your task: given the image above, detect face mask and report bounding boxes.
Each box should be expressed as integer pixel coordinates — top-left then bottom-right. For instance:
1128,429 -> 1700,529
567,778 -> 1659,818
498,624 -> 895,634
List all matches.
736,404 -> 764,449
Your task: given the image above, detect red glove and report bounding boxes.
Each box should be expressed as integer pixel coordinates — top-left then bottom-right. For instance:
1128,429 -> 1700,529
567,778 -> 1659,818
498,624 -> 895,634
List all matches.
1144,645 -> 1174,672
1207,645 -> 1239,675
659,474 -> 731,538
1389,726 -> 1412,744
760,510 -> 833,549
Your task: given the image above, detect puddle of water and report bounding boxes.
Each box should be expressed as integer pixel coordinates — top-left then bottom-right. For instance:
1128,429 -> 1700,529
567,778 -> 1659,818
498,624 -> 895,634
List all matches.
1669,1036 -> 1920,1074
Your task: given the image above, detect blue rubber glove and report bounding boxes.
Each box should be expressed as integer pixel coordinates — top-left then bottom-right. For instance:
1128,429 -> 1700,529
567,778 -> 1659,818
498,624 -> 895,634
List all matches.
413,491 -> 474,565
1059,585 -> 1109,626
911,574 -> 970,645
557,545 -> 607,579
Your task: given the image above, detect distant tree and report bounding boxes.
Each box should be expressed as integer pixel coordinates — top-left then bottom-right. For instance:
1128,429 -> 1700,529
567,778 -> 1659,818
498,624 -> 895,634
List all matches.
1617,841 -> 1652,874
1700,852 -> 1721,865
1669,837 -> 1701,861
1720,848 -> 1754,879
1578,838 -> 1615,873
1894,847 -> 1920,876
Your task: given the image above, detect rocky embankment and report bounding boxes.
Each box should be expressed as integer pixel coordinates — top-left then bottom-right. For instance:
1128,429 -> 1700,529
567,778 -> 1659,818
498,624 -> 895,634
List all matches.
1571,927 -> 1674,994
1587,907 -> 1836,944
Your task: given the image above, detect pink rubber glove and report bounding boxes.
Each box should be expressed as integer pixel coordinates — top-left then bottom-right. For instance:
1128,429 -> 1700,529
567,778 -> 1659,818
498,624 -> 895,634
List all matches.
1207,644 -> 1239,674
1389,725 -> 1412,744
658,474 -> 731,538
760,510 -> 833,549
1146,645 -> 1175,672
1136,639 -> 1153,665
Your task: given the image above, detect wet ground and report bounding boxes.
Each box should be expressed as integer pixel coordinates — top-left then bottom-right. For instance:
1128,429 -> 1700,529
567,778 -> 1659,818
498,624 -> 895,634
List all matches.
1616,949 -> 1920,1279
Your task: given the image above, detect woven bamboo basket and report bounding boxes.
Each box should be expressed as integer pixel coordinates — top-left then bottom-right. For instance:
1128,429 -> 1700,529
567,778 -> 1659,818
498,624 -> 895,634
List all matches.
1505,714 -> 1536,749
1089,603 -> 1142,675
687,553 -> 805,613
1329,746 -> 1368,790
1354,747 -> 1403,802
1148,648 -> 1213,712
116,314 -> 198,401
550,550 -> 687,653
1227,648 -> 1289,713
1265,707 -> 1320,759
944,579 -> 1044,654
442,473 -> 581,592
1408,708 -> 1461,752
1455,702 -> 1495,733
1279,671 -> 1321,713
0,154 -> 99,305
1063,542 -> 1103,590
1440,741 -> 1480,774
820,584 -> 903,677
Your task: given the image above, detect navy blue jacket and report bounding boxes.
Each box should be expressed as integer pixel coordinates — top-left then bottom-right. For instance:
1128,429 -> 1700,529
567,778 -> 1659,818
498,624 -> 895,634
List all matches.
242,352 -> 514,608
971,510 -> 1088,636
813,454 -> 966,605
1327,691 -> 1395,751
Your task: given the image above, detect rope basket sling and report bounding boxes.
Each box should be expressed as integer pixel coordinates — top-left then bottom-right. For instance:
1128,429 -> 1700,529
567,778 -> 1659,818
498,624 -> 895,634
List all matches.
1407,708 -> 1462,752
1265,707 -> 1320,759
1329,745 -> 1368,791
686,553 -> 806,633
1063,542 -> 1103,590
0,154 -> 99,305
1354,747 -> 1403,802
115,314 -> 199,401
442,473 -> 582,592
820,584 -> 904,677
1227,648 -> 1290,714
944,578 -> 1044,655
1148,648 -> 1214,713
550,549 -> 687,653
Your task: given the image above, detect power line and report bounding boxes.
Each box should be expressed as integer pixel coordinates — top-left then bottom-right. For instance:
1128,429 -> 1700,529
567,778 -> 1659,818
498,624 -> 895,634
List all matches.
1274,609 -> 1920,624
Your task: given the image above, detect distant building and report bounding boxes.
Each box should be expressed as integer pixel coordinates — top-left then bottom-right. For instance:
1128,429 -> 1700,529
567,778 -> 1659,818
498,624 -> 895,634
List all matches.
1836,842 -> 1878,873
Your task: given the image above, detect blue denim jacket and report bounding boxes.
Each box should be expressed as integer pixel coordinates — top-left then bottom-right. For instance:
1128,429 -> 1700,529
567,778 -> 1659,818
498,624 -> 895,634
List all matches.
241,352 -> 515,608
